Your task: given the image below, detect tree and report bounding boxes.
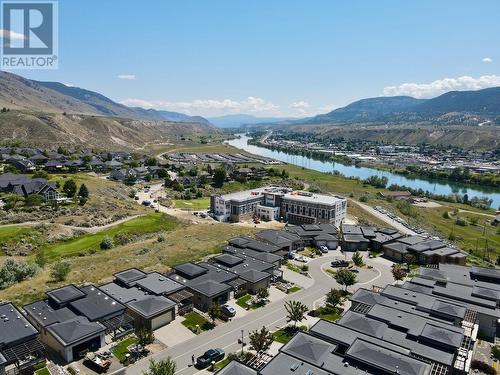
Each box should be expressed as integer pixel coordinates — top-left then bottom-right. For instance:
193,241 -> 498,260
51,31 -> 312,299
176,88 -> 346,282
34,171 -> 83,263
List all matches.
325,289 -> 343,310
285,300 -> 308,327
249,326 -> 274,353
352,251 -> 364,267
158,168 -> 168,178
25,194 -> 44,207
403,254 -> 415,272
392,265 -> 406,285
136,328 -> 155,350
145,358 -> 176,375
78,184 -> 89,199
146,157 -> 157,166
207,303 -> 221,325
256,288 -> 269,300
62,179 -> 77,197
334,269 -> 357,291
50,260 -> 70,282
213,167 -> 226,188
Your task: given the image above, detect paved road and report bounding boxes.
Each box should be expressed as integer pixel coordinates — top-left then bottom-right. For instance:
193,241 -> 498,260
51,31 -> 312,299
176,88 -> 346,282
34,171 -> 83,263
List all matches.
117,251 -> 394,375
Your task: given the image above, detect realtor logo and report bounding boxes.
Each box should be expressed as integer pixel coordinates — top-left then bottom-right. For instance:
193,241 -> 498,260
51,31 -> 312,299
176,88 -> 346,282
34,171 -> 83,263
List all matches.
1,0 -> 58,69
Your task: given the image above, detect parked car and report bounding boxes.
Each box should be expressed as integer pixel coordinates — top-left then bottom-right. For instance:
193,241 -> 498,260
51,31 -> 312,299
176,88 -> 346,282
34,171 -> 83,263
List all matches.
142,200 -> 151,206
294,254 -> 308,262
195,348 -> 225,369
220,304 -> 236,319
331,260 -> 349,267
200,213 -> 207,218
134,195 -> 139,200
319,245 -> 329,254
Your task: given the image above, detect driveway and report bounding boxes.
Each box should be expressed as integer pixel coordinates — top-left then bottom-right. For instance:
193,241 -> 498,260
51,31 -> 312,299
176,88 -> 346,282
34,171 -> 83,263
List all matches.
113,252 -> 394,375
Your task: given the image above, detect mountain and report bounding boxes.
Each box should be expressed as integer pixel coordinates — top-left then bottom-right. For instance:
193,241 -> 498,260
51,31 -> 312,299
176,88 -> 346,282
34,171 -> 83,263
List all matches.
296,87 -> 500,125
208,114 -> 297,128
0,71 -> 218,150
0,71 -> 212,125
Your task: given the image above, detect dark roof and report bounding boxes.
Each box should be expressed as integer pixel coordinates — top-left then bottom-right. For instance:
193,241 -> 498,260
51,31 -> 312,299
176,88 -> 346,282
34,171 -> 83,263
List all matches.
238,269 -> 271,283
217,361 -> 258,375
113,268 -> 147,286
0,303 -> 38,348
24,300 -> 77,327
214,254 -> 244,267
69,285 -> 125,321
46,285 -> 86,306
343,234 -> 370,243
255,229 -> 300,247
46,316 -> 104,346
396,236 -> 426,246
174,263 -> 208,279
190,280 -> 231,297
100,282 -> 147,304
135,272 -> 184,295
127,296 -> 176,318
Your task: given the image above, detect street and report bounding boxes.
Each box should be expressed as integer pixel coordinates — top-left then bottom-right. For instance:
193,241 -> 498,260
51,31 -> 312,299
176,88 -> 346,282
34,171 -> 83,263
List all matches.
115,251 -> 394,375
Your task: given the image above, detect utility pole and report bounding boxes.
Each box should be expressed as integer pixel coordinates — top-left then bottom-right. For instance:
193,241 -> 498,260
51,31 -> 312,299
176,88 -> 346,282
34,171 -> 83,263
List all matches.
240,329 -> 244,355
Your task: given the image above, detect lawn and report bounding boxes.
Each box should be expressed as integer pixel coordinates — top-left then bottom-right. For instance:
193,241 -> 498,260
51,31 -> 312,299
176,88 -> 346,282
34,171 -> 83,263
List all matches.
272,326 -> 307,344
34,368 -> 50,375
288,286 -> 301,293
236,294 -> 253,309
213,356 -> 232,371
112,337 -> 137,362
181,311 -> 213,334
316,306 -> 341,322
39,213 -> 178,260
172,197 -> 210,210
286,263 -> 307,274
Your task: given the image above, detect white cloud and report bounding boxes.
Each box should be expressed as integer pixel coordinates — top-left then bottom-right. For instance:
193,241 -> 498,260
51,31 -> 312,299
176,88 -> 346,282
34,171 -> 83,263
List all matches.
383,75 -> 500,98
120,96 -> 281,116
117,74 -> 136,80
482,57 -> 493,63
0,29 -> 25,40
290,101 -> 309,109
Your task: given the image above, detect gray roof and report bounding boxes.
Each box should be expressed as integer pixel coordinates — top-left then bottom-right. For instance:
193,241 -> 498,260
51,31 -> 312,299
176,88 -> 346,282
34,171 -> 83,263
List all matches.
0,303 -> 38,348
214,361 -> 257,375
174,263 -> 208,279
223,246 -> 281,264
113,268 -> 147,286
70,285 -> 125,321
342,224 -> 363,235
382,241 -> 409,254
343,234 -> 370,243
46,316 -> 104,346
24,300 -> 77,327
127,296 -> 176,318
255,229 -> 301,247
135,272 -> 184,296
339,312 -> 387,338
214,254 -> 244,267
346,338 -> 431,375
260,353 -> 331,375
190,280 -> 231,297
238,269 -> 271,283
46,285 -> 86,306
100,282 -> 147,304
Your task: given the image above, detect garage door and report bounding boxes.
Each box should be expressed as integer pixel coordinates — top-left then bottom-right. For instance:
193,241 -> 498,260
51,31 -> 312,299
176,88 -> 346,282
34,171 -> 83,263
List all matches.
151,310 -> 173,330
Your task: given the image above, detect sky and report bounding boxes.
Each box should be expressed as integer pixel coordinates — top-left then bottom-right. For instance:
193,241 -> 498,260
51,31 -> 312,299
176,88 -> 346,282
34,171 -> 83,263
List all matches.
8,0 -> 500,118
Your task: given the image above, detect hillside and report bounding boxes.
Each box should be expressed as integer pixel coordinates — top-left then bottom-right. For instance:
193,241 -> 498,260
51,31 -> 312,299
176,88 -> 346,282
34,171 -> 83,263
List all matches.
0,110 -> 216,150
209,114 -> 297,128
0,71 -> 212,124
295,87 -> 500,125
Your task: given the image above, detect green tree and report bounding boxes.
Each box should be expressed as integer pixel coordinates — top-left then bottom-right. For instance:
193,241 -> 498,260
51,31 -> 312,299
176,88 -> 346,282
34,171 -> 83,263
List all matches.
207,303 -> 221,325
78,184 -> 89,199
62,179 -> 77,197
352,251 -> 364,267
325,289 -> 343,310
144,358 -> 176,375
213,167 -> 226,188
334,269 -> 357,291
392,265 -> 406,285
25,194 -> 44,207
249,326 -> 274,353
50,260 -> 70,282
256,288 -> 269,300
158,168 -> 168,178
100,236 -> 114,250
146,157 -> 157,166
284,300 -> 308,327
136,328 -> 155,350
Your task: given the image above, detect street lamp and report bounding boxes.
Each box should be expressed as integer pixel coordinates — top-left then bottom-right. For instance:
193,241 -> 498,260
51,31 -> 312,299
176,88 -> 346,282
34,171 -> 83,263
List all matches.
240,329 -> 244,355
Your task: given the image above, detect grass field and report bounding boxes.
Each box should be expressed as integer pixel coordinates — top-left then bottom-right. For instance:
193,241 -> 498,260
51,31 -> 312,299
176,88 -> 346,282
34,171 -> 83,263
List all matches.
39,213 -> 177,260
273,326 -> 307,344
112,337 -> 137,362
172,197 -> 210,210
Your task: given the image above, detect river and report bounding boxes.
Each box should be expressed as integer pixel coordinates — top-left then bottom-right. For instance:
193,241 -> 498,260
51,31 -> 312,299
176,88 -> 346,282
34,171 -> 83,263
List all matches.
226,134 -> 500,208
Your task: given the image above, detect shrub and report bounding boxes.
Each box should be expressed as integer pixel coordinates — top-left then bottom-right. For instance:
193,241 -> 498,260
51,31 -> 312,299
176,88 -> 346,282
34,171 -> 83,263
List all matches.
442,211 -> 450,219
100,236 -> 114,250
492,345 -> 500,361
359,195 -> 369,202
0,259 -> 39,289
114,233 -> 130,246
50,260 -> 70,282
455,218 -> 467,226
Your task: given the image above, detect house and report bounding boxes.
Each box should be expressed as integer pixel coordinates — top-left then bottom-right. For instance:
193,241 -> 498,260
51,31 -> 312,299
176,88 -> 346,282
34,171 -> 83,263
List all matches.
0,173 -> 60,202
104,160 -> 123,171
110,168 -> 137,183
287,223 -> 339,249
0,303 -> 45,375
255,230 -> 303,254
44,160 -> 64,172
6,156 -> 35,173
126,297 -> 176,331
29,154 -> 48,166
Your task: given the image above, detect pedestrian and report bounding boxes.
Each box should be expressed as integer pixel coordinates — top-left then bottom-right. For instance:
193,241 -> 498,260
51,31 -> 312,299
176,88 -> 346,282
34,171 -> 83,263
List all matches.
191,354 -> 195,366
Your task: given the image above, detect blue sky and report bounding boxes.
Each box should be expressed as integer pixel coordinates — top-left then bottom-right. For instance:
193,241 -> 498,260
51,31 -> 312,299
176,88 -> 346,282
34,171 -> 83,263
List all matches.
13,0 -> 500,117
